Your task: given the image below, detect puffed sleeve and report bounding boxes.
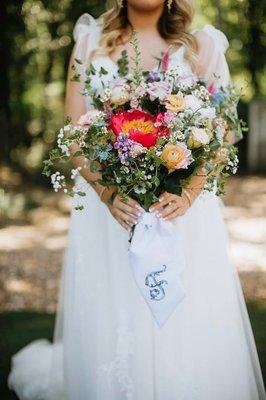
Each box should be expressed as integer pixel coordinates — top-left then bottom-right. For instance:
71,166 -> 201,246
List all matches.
194,24 -> 231,89
194,25 -> 242,143
72,13 -> 101,68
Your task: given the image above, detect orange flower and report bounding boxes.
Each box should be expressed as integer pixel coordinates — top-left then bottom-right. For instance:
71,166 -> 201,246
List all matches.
161,143 -> 192,170
165,95 -> 186,113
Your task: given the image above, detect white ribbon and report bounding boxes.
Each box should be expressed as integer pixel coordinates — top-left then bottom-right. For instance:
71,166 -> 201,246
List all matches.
128,211 -> 186,327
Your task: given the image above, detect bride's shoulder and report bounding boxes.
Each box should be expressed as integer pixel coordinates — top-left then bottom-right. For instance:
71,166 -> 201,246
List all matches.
73,13 -> 102,43
190,24 -> 229,55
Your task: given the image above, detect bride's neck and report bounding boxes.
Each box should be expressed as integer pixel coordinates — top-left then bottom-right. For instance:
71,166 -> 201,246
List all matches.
126,4 -> 164,32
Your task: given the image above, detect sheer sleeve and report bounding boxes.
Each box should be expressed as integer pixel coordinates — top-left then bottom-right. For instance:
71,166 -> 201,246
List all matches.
72,13 -> 101,78
194,25 -> 242,144
194,24 -> 231,88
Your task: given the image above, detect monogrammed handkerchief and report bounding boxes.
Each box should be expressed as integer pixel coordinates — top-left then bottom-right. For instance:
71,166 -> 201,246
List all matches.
128,211 -> 186,327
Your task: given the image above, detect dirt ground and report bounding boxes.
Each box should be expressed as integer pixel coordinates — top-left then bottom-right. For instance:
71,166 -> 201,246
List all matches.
0,175 -> 265,312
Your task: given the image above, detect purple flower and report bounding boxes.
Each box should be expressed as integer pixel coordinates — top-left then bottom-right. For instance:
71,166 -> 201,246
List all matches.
147,71 -> 159,82
114,134 -> 145,164
146,81 -> 172,102
114,134 -> 135,165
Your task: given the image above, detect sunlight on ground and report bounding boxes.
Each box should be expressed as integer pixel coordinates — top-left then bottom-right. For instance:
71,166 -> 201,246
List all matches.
0,176 -> 265,311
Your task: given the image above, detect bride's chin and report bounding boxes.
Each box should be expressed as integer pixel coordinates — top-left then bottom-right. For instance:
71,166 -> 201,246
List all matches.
127,0 -> 165,12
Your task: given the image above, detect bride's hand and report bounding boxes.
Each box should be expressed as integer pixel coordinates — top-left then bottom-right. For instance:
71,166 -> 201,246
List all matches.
108,194 -> 143,231
149,170 -> 207,220
149,191 -> 190,220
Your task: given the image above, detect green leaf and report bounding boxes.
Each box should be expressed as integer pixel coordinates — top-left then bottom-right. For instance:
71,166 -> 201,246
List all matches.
70,74 -> 81,82
99,66 -> 108,75
90,161 -> 99,173
163,163 -> 196,195
209,140 -> 221,151
73,150 -> 83,157
75,205 -> 84,211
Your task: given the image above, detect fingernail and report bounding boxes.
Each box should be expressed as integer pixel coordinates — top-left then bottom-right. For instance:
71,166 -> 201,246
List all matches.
159,197 -> 164,202
135,205 -> 142,210
156,213 -> 161,218
149,207 -> 154,212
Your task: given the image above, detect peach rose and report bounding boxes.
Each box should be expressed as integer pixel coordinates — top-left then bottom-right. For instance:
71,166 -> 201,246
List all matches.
165,94 -> 186,113
161,143 -> 192,170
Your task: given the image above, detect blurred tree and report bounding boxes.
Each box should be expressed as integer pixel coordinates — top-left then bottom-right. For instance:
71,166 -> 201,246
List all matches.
196,0 -> 266,97
0,0 -> 105,180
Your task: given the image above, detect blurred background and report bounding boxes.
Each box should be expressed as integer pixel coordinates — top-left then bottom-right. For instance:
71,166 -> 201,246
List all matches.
0,0 -> 265,398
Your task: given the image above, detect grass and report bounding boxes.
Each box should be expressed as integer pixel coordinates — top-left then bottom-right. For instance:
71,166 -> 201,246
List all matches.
0,303 -> 265,400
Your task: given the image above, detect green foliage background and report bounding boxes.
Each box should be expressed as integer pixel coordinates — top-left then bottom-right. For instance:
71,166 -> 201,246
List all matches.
0,0 -> 265,181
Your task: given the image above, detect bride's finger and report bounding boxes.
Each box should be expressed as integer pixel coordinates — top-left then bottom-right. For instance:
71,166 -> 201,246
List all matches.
150,193 -> 181,212
118,201 -> 142,218
115,196 -> 142,217
117,209 -> 138,226
157,203 -> 179,219
149,194 -> 171,212
125,196 -> 143,211
117,217 -> 131,230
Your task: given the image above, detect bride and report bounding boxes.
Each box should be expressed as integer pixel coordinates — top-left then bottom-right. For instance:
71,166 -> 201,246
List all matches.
8,1 -> 266,399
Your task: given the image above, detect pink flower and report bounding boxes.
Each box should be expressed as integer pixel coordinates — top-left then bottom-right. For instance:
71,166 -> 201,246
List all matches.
130,143 -> 145,157
207,82 -> 217,95
161,50 -> 170,72
154,111 -> 175,126
163,111 -> 176,124
77,110 -> 101,127
146,81 -> 172,102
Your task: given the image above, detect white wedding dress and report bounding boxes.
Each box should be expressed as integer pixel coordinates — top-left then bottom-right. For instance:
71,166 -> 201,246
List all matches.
8,14 -> 266,400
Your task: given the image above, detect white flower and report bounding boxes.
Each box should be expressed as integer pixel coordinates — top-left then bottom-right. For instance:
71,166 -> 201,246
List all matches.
109,78 -> 130,106
184,94 -> 203,113
63,124 -> 71,132
70,167 -> 81,179
197,107 -> 216,120
187,127 -> 210,149
51,172 -> 65,192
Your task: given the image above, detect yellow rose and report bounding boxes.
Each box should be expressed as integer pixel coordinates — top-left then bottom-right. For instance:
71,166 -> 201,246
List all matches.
165,95 -> 186,113
161,143 -> 191,170
187,128 -> 210,149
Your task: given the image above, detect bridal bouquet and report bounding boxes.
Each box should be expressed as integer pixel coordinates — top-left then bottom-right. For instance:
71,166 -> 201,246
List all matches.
44,33 -> 244,211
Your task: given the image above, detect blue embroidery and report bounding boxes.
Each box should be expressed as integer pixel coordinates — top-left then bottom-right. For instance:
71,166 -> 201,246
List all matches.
145,265 -> 168,301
